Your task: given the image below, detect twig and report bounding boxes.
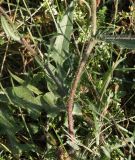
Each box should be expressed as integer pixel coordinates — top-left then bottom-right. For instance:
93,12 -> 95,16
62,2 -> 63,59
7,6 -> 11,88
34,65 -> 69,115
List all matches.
0,6 -> 12,23
66,0 -> 97,142
0,40 -> 9,76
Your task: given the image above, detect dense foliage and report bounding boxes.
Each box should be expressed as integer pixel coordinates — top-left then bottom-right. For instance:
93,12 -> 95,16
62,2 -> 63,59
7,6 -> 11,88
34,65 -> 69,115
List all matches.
0,0 -> 135,159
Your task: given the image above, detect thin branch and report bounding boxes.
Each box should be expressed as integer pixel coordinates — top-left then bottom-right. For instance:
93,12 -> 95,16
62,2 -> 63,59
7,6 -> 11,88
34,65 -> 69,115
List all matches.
0,6 -> 12,24
0,40 -> 9,76
66,0 -> 97,142
91,0 -> 97,36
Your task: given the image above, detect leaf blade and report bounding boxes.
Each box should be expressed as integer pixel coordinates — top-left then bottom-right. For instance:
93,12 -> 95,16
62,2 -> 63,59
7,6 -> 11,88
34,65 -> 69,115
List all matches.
1,15 -> 21,43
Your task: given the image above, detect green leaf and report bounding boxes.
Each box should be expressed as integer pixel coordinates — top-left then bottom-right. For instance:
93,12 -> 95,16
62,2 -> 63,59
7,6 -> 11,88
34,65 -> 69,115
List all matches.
0,108 -> 19,134
100,58 -> 125,99
72,103 -> 82,116
102,35 -> 135,49
0,86 -> 42,118
36,92 -> 65,117
50,2 -> 74,66
0,106 -> 21,154
1,15 -> 21,43
0,37 -> 5,45
9,70 -> 42,95
0,85 -> 64,118
101,146 -> 111,159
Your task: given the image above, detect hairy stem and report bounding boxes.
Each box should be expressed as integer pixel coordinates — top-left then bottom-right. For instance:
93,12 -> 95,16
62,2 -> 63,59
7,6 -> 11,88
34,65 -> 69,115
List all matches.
66,0 -> 97,142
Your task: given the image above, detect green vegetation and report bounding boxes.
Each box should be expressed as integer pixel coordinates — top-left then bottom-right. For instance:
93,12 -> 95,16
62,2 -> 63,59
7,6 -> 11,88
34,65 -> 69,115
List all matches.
0,0 -> 135,159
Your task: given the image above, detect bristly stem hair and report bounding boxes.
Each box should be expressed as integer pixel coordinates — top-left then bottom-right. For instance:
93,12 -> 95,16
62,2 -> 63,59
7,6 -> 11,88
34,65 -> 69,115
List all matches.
66,0 -> 97,142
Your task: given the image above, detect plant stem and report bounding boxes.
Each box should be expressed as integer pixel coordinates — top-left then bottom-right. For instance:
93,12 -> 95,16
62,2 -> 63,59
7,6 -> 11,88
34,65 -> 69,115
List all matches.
66,0 -> 97,142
